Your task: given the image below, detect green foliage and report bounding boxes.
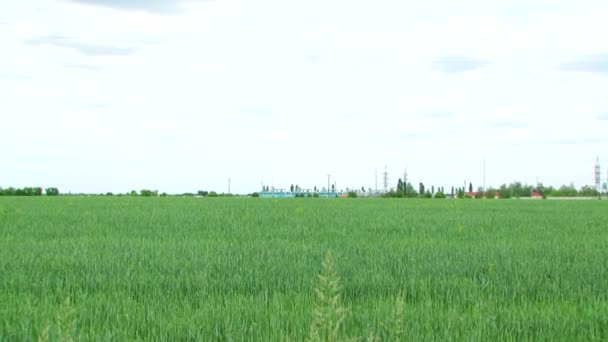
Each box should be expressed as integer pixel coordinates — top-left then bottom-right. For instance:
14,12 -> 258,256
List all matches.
347,191 -> 357,198
578,185 -> 599,197
433,191 -> 446,199
45,188 -> 60,196
139,189 -> 158,197
0,187 -> 43,196
250,192 -> 260,198
383,183 -> 417,198
484,188 -> 497,199
208,191 -> 218,197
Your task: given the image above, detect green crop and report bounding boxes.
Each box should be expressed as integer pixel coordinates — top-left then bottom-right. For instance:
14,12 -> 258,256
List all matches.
0,197 -> 607,340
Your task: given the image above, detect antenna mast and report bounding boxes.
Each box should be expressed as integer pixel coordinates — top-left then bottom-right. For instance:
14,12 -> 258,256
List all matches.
595,158 -> 601,193
383,165 -> 389,194
375,169 -> 378,195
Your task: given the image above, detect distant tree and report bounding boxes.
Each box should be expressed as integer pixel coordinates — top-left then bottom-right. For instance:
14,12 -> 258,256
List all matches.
498,184 -> 512,199
251,192 -> 260,197
419,182 -> 425,195
405,182 -> 417,197
579,185 -> 599,197
469,182 -> 473,193
160,192 -> 168,197
130,190 -> 138,196
105,192 -> 114,196
197,190 -> 209,197
140,189 -> 157,197
457,188 -> 465,199
474,187 -> 483,198
208,191 -> 218,197
0,187 -> 16,196
451,186 -> 454,196
484,187 -> 497,199
434,191 -> 446,199
290,184 -> 294,192
347,191 -> 357,198
431,186 -> 435,194
397,178 -> 404,193
22,187 -> 43,196
45,187 -> 59,196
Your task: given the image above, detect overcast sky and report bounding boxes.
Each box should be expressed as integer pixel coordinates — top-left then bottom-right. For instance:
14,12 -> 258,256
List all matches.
1,0 -> 608,194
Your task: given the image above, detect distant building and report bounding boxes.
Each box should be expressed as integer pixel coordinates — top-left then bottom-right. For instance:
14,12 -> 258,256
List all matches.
531,191 -> 543,199
259,190 -> 338,198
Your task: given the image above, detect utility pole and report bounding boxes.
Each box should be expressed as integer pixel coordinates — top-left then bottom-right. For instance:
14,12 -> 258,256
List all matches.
375,169 -> 378,194
383,165 -> 388,194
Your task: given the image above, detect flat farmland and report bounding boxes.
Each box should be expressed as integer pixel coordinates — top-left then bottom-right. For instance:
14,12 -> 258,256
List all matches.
1,197 -> 607,340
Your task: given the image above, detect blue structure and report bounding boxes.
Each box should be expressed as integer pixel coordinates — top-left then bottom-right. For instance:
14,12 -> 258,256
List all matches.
259,191 -> 338,198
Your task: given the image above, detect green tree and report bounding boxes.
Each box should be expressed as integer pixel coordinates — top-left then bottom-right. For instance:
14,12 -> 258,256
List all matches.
140,189 -> 158,197
45,187 -> 60,196
579,185 -> 599,197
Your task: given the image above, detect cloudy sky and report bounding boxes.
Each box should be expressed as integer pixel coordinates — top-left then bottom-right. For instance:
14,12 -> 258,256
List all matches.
1,0 -> 607,194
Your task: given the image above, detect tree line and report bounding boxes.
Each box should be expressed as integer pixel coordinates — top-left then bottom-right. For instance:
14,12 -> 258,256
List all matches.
382,179 -> 602,199
0,187 -> 59,196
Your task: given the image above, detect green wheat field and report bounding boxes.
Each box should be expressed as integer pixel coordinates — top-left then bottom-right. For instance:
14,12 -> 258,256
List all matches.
1,197 -> 607,340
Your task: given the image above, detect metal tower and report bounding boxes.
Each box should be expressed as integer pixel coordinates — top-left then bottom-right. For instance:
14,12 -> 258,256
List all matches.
383,165 -> 389,193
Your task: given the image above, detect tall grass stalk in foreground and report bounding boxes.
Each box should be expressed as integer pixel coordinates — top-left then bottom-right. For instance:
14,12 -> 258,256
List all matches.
38,297 -> 77,342
307,251 -> 407,341
307,251 -> 349,342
